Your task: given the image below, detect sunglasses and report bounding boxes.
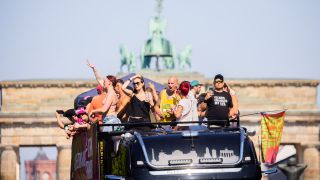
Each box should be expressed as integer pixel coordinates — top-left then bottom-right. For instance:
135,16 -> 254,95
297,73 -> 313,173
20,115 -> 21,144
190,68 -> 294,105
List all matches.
133,81 -> 141,86
214,80 -> 223,83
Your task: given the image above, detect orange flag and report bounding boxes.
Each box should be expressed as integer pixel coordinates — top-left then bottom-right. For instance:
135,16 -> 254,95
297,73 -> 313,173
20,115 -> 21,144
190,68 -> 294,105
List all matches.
261,111 -> 285,164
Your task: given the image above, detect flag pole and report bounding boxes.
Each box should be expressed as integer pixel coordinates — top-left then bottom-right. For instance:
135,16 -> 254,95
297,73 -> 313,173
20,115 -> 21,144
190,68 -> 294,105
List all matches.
258,135 -> 261,163
239,109 -> 287,118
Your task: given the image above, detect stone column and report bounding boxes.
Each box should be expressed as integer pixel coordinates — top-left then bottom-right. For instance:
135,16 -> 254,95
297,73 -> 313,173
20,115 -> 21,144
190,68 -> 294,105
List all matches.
57,145 -> 71,180
303,146 -> 319,180
0,146 -> 18,180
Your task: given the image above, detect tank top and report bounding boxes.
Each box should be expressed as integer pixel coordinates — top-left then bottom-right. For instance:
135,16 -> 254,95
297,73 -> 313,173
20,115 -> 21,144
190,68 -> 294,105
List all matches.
159,90 -> 181,122
128,95 -> 151,122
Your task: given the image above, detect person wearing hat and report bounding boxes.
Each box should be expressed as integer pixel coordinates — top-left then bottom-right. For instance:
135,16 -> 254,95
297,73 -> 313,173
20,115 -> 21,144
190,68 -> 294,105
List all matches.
87,85 -> 107,124
96,84 -> 103,95
73,108 -> 91,132
55,109 -> 77,129
202,74 -> 233,127
55,108 -> 78,139
189,80 -> 203,99
188,80 -> 203,122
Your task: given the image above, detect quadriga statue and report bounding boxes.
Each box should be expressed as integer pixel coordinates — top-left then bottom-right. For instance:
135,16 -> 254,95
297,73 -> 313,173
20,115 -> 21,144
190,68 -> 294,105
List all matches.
141,16 -> 174,70
119,45 -> 136,73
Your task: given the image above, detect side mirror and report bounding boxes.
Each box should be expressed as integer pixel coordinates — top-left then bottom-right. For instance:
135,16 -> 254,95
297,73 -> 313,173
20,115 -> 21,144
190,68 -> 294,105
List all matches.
261,168 -> 277,175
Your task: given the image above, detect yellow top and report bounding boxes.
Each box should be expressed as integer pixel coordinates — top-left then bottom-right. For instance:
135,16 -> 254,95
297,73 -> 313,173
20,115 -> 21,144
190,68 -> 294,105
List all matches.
159,89 -> 181,122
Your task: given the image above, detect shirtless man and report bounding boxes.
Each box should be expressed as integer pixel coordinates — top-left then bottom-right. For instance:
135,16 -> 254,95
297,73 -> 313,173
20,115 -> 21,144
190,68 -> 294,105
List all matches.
87,85 -> 107,124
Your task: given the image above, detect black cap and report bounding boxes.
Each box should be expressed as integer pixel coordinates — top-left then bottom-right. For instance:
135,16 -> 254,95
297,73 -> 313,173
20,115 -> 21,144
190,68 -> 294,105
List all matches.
214,74 -> 224,81
63,109 -> 76,117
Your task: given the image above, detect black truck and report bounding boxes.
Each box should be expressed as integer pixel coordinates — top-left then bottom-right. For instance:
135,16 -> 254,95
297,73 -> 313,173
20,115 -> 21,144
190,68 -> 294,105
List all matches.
71,122 -> 275,179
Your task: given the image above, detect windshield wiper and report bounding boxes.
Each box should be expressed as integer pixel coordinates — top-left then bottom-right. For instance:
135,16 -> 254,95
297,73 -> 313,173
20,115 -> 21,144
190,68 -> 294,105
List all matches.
181,130 -> 198,149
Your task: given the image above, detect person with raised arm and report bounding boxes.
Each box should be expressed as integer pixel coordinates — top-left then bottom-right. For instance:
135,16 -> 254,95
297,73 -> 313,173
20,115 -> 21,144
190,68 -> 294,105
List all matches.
122,74 -> 154,126
87,60 -> 120,125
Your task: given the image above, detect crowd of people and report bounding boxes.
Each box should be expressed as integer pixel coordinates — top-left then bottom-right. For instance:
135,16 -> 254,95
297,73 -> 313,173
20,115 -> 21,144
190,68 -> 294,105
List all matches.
55,60 -> 239,138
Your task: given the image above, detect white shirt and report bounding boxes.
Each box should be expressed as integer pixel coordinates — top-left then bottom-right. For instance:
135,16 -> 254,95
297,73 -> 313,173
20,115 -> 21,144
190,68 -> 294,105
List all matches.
177,97 -> 198,126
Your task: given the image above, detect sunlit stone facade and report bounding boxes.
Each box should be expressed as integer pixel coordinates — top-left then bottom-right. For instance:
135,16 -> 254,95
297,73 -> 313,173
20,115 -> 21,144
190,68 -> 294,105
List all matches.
0,78 -> 319,179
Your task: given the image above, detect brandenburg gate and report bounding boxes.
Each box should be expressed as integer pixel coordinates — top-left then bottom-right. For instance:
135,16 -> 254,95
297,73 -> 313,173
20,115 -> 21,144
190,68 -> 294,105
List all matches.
0,78 -> 319,180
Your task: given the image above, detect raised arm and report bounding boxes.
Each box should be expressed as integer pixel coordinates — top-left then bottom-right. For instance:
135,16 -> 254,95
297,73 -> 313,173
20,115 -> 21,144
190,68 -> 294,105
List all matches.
122,79 -> 134,97
87,59 -> 104,87
55,112 -> 65,129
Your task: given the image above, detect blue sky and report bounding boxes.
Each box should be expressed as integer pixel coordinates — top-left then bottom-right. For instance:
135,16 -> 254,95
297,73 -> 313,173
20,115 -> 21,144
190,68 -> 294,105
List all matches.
1,0 -> 319,105
1,0 -> 319,81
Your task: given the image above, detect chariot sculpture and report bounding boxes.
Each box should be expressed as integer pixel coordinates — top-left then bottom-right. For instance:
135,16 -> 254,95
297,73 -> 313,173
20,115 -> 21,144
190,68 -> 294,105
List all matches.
119,0 -> 192,72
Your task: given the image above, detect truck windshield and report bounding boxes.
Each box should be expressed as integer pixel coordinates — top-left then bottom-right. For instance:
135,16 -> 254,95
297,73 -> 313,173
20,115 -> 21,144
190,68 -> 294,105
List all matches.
142,131 -> 241,166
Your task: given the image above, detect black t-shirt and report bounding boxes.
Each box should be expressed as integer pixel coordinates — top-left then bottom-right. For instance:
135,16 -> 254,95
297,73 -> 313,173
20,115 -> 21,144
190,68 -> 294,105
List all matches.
205,91 -> 233,126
